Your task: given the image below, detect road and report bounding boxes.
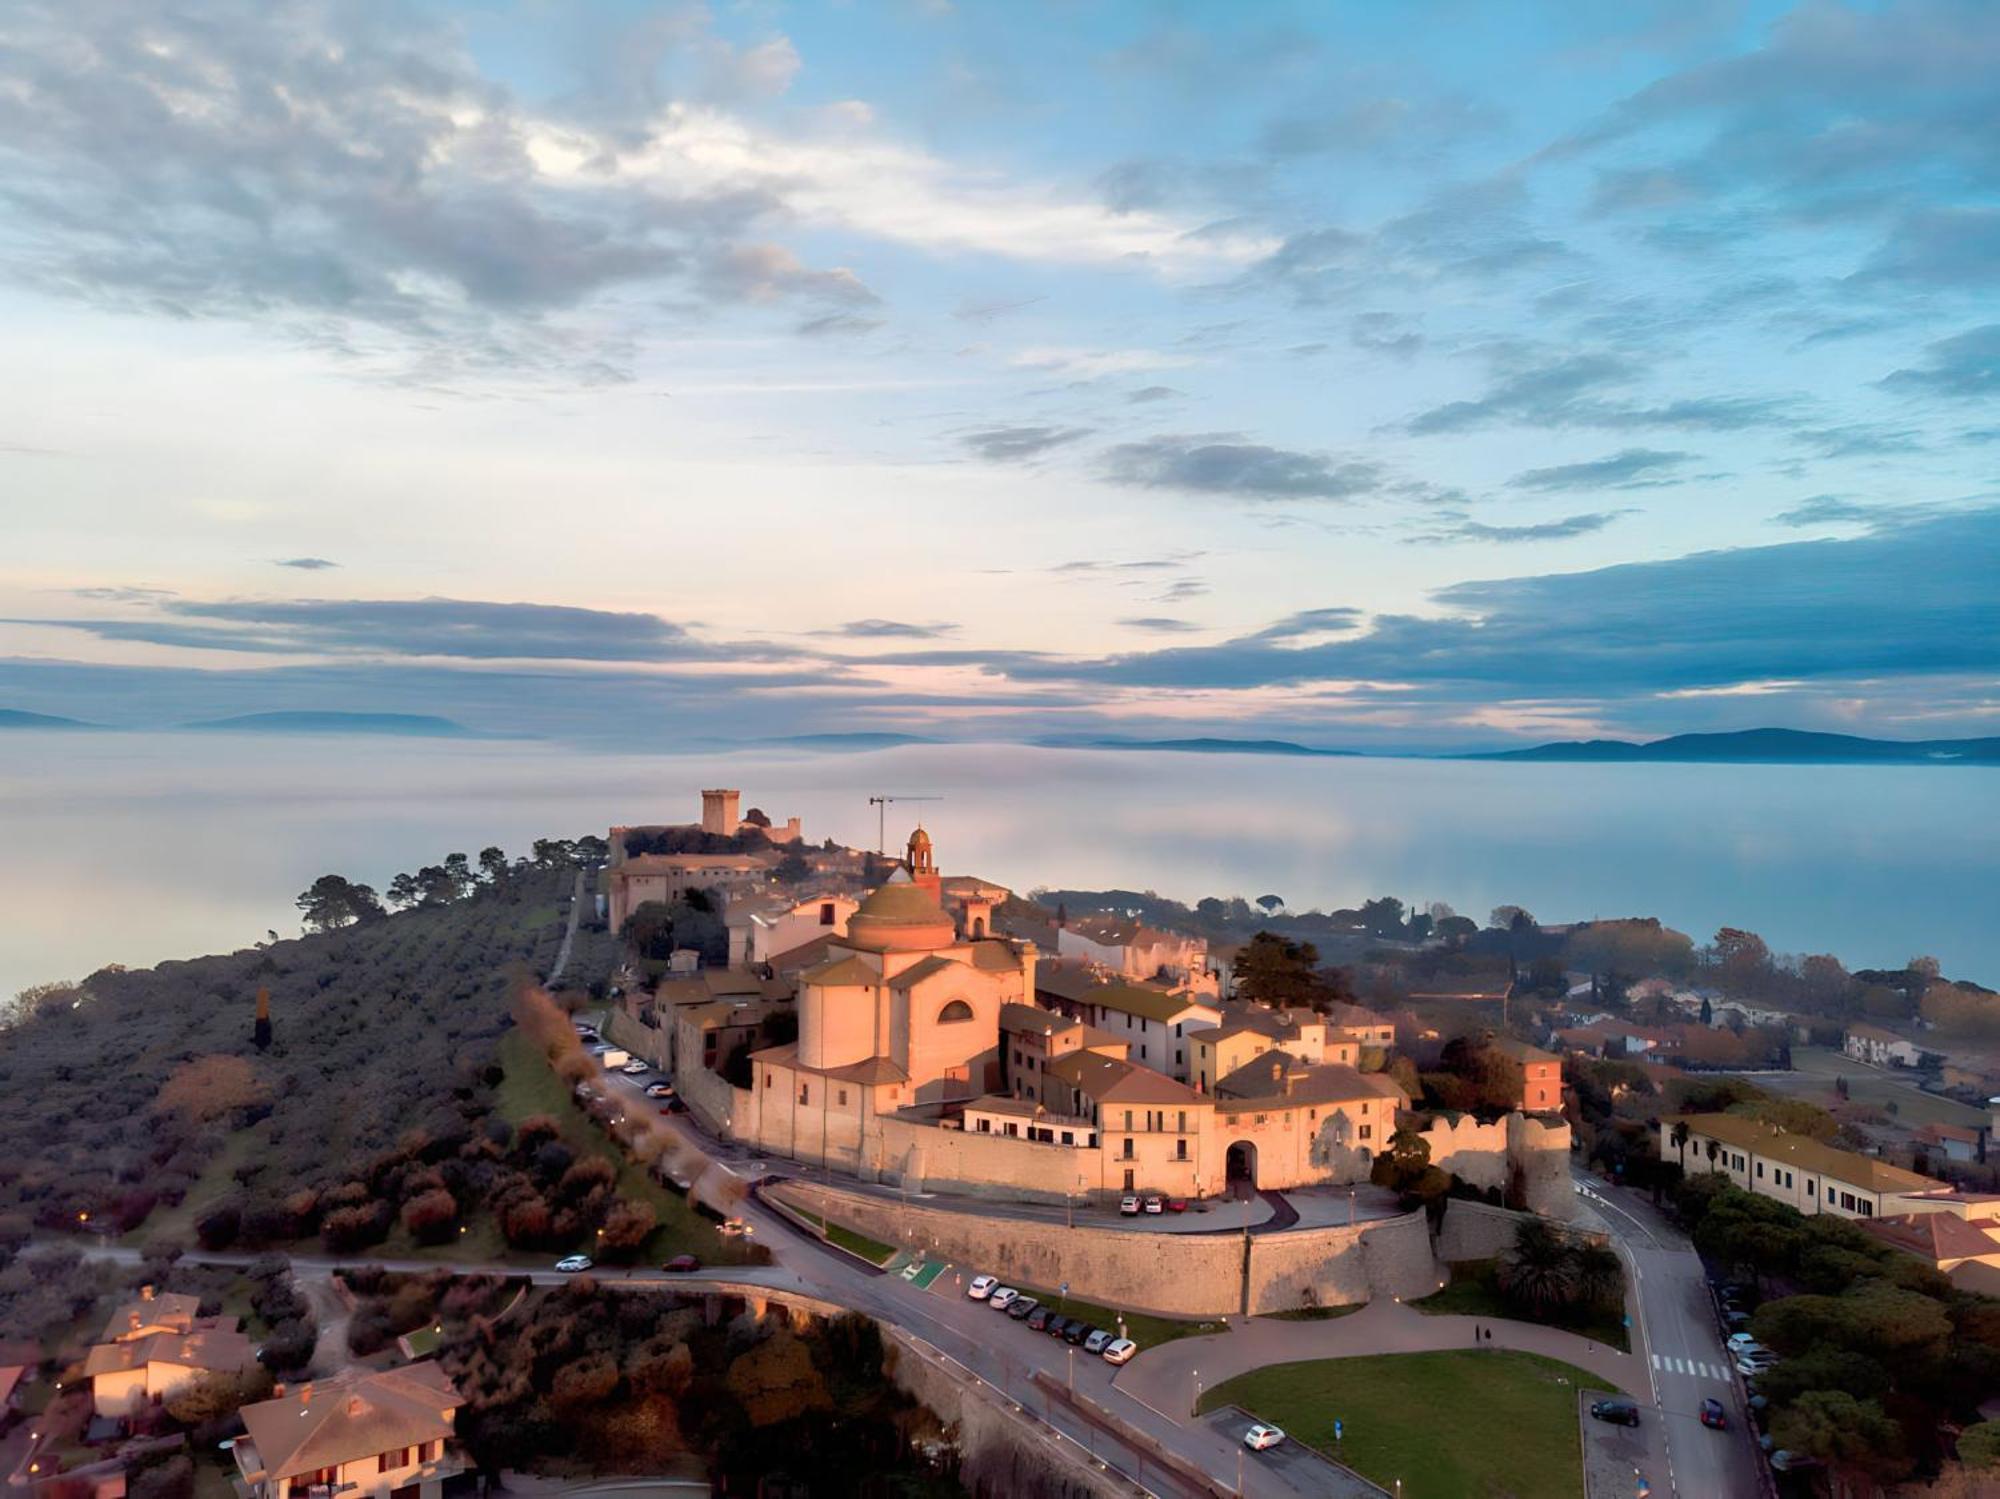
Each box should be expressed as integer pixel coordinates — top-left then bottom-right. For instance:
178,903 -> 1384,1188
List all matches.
1572,1171 -> 1767,1499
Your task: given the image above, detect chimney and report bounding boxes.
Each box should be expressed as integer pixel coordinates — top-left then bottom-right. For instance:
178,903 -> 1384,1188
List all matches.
347,1397 -> 366,1417
140,1284 -> 155,1301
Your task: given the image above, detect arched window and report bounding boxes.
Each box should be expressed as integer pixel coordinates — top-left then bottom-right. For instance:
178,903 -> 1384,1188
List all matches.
937,999 -> 975,1024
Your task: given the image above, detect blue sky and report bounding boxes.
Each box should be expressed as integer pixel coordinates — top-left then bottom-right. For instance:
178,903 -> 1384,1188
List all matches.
1,0 -> 1996,749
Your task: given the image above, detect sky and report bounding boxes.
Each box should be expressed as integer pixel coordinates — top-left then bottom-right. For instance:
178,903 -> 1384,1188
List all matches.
1,0 -> 1997,751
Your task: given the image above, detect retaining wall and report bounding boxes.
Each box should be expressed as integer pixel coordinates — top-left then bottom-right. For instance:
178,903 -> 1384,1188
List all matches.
1435,1198 -> 1607,1264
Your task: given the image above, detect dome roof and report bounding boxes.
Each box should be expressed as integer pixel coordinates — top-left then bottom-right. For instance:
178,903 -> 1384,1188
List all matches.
845,880 -> 955,952
908,826 -> 931,848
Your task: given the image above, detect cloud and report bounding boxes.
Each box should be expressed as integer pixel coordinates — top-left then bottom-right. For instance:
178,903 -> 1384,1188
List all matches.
275,557 -> 339,571
22,596 -> 773,663
1154,579 -> 1209,604
1409,512 -> 1631,545
1242,607 -> 1364,642
1507,448 -> 1692,491
1349,312 -> 1423,358
795,312 -> 885,338
1407,352 -> 1795,435
697,243 -> 879,307
1880,324 -> 2000,399
1010,347 -> 1196,379
1127,385 -> 1184,403
983,509 -> 2000,697
819,619 -> 957,641
958,426 -> 1093,462
1772,496 -> 1960,530
1101,433 -> 1385,502
1118,617 -> 1201,634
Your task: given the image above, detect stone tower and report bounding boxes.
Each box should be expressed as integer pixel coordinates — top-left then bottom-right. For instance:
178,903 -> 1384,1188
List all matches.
700,789 -> 740,836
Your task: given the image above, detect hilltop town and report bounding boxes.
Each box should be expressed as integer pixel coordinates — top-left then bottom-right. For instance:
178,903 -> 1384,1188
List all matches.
1,789 -> 1997,1499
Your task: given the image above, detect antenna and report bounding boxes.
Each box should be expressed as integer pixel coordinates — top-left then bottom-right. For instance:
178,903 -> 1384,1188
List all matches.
867,794 -> 942,855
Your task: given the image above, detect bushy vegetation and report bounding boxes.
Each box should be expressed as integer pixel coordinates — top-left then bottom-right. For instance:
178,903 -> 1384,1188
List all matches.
437,1279 -> 958,1493
1677,1175 -> 2000,1482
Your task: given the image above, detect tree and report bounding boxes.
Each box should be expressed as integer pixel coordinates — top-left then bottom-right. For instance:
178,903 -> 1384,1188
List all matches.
295,875 -> 385,932
1490,905 -> 1536,932
386,871 -> 420,910
1357,896 -> 1407,940
1255,894 -> 1285,913
1908,955 -> 1941,980
478,846 -> 509,885
443,853 -> 475,900
1959,1421 -> 2000,1470
597,1197 -> 656,1256
1497,1219 -> 1579,1314
1573,1242 -> 1624,1312
1436,915 -> 1478,948
1771,1390 -> 1908,1480
401,1189 -> 460,1245
164,1367 -> 272,1425
1232,932 -> 1328,1007
725,1330 -> 831,1424
1669,1120 -> 1690,1168
774,848 -> 810,884
155,1055 -> 266,1122
1711,926 -> 1774,995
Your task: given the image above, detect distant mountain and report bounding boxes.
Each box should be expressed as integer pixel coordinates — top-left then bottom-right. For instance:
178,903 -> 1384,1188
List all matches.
1034,735 -> 1359,757
1472,728 -> 2000,765
762,733 -> 941,751
0,708 -> 101,730
181,712 -> 482,738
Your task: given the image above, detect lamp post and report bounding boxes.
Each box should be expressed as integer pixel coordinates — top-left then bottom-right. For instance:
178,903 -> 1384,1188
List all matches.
1191,1367 -> 1201,1417
1348,1185 -> 1357,1226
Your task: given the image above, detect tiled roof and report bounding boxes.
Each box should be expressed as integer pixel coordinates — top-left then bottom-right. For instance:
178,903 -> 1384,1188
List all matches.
999,1002 -> 1073,1036
1860,1211 -> 2000,1265
101,1293 -> 200,1342
967,939 -> 1025,971
887,954 -> 959,990
1044,1050 -> 1203,1106
800,954 -> 878,987
1086,983 -> 1213,1025
239,1363 -> 462,1483
1213,1054 -> 1405,1111
1491,1037 -> 1560,1066
85,1326 -> 254,1379
1669,1113 -> 1940,1195
749,1042 -> 909,1085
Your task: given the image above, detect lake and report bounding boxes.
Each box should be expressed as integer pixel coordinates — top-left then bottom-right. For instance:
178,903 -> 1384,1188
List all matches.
3,733 -> 1996,1001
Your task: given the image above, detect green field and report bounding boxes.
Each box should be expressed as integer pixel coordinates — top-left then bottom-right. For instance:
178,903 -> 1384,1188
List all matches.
495,1029 -> 752,1266
1753,1047 -> 1987,1129
1202,1349 -> 1619,1499
1414,1259 -> 1629,1351
821,1219 -> 896,1265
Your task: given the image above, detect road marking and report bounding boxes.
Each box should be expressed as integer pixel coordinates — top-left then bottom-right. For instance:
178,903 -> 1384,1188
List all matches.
1651,1353 -> 1662,1370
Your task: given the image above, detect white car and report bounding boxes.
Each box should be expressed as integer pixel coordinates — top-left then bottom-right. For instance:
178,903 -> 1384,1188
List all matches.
968,1274 -> 998,1300
554,1254 -> 594,1273
620,1060 -> 650,1075
1243,1423 -> 1286,1452
644,1082 -> 675,1098
1726,1333 -> 1765,1352
1144,1195 -> 1164,1215
1735,1354 -> 1778,1377
1101,1338 -> 1137,1365
988,1287 -> 1018,1310
1119,1195 -> 1141,1215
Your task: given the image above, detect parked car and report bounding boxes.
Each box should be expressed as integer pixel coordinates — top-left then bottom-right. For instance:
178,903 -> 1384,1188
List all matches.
1027,1306 -> 1053,1331
1064,1321 -> 1095,1346
968,1274 -> 998,1300
1699,1398 -> 1727,1430
1165,1198 -> 1188,1213
1243,1424 -> 1285,1452
1120,1196 -> 1141,1215
1143,1196 -> 1164,1215
1084,1329 -> 1113,1354
1770,1451 -> 1820,1473
663,1254 -> 701,1273
1590,1399 -> 1641,1427
555,1254 -> 594,1273
1007,1296 -> 1039,1321
719,1217 -> 752,1237
1049,1317 -> 1080,1340
1101,1338 -> 1137,1365
644,1082 -> 675,1098
1735,1353 -> 1778,1377
1725,1333 -> 1764,1352
620,1060 -> 650,1076
989,1287 -> 1018,1310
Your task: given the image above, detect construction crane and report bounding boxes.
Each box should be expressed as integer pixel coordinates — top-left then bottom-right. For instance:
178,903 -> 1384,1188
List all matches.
867,794 -> 941,855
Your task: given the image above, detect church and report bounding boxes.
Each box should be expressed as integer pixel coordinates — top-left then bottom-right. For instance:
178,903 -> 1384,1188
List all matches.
745,828 -> 1040,1165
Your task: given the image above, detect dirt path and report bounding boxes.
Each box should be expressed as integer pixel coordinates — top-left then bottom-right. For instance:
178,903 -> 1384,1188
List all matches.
547,869 -> 584,982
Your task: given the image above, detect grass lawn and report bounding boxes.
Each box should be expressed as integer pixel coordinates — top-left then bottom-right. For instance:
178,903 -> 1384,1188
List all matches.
818,1219 -> 896,1265
128,1125 -> 263,1246
1202,1349 -> 1619,1499
1750,1047 -> 1987,1129
494,1029 -> 752,1267
1258,1303 -> 1364,1322
1414,1258 -> 1629,1352
999,1281 -> 1225,1350
401,1324 -> 442,1357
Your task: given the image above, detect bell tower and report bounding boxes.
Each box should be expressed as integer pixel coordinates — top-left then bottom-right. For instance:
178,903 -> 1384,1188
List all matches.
905,825 -> 941,898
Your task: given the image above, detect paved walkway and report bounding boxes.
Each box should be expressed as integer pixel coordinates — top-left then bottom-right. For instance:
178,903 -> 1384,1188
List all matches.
547,869 -> 584,982
1115,1296 -> 1636,1422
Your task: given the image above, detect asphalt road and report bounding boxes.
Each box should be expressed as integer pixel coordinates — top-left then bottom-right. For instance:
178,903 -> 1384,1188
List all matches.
1574,1172 -> 1767,1499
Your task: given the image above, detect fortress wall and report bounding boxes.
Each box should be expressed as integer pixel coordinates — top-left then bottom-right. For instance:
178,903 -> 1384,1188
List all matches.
1435,1198 -> 1607,1264
1417,1110 -> 1576,1220
1243,1209 -> 1439,1314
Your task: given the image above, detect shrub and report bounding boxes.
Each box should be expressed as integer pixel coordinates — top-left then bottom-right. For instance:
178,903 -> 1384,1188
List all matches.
321,1201 -> 391,1253
196,1201 -> 241,1251
402,1189 -> 460,1245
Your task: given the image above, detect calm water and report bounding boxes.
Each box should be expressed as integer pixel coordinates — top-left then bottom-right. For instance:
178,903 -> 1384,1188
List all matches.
3,733 -> 1996,1000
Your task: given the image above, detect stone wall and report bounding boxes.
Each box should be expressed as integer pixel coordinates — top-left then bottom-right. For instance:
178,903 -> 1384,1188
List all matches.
1434,1198 -> 1606,1265
1418,1110 -> 1575,1220
603,1007 -> 669,1069
769,1179 -> 1443,1317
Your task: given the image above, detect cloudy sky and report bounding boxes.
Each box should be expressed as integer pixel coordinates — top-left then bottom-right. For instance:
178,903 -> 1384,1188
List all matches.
2,0 -> 1996,750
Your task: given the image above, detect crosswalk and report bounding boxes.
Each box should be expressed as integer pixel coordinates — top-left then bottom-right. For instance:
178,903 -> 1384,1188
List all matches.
1652,1352 -> 1730,1382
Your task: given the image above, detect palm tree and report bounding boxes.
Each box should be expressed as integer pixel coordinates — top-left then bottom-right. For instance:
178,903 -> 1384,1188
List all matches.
1498,1219 -> 1580,1314
1574,1242 -> 1624,1312
1670,1120 -> 1690,1170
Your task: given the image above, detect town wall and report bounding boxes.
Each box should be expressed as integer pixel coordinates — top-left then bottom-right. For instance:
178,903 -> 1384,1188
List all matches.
1418,1111 -> 1575,1220
1243,1207 -> 1439,1314
1434,1199 -> 1606,1264
603,1008 -> 669,1069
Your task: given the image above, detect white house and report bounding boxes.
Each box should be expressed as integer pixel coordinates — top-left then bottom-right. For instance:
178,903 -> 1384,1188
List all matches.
1844,1023 -> 1927,1069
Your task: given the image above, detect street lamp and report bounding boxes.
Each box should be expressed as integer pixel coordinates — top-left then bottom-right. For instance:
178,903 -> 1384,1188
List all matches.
1348,1185 -> 1356,1226
1191,1367 -> 1201,1416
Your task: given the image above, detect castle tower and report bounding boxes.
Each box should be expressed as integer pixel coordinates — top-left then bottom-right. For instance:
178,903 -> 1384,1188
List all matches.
701,789 -> 741,836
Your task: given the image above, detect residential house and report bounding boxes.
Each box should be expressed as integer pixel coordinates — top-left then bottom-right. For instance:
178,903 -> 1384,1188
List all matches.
729,892 -> 860,970
1858,1193 -> 2000,1290
1041,1051 -> 1207,1197
1322,1002 -> 1397,1050
1844,1023 -> 1927,1069
604,852 -> 776,932
1915,1122 -> 1986,1165
1046,982 -> 1221,1081
1660,1113 -> 1945,1220
1212,1054 -> 1407,1187
1055,914 -> 1213,992
85,1288 -> 255,1418
997,1001 -> 1126,1103
958,1094 -> 1099,1149
234,1363 -> 466,1499
1491,1038 -> 1563,1113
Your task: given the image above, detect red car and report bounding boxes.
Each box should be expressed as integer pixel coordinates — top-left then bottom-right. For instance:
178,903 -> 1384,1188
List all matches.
663,1254 -> 702,1273
1165,1198 -> 1189,1213
1698,1398 -> 1727,1430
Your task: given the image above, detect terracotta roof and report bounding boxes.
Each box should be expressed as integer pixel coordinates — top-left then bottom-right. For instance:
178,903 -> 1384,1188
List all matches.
1044,1050 -> 1204,1106
767,932 -> 839,972
0,1365 -> 23,1407
1668,1113 -> 1941,1195
800,954 -> 878,987
1086,983 -> 1215,1026
1491,1037 -> 1560,1067
1859,1211 -> 2000,1265
1000,1002 -> 1074,1036
845,880 -> 957,952
962,1094 -> 1093,1128
887,954 -> 960,990
1322,1003 -> 1392,1028
750,1042 -> 909,1086
968,939 -> 1025,971
1033,962 -> 1103,1003
1845,1022 -> 1907,1045
239,1363 -> 462,1483
85,1326 -> 254,1379
1213,1055 -> 1405,1111
1063,913 -> 1141,945
101,1292 -> 201,1342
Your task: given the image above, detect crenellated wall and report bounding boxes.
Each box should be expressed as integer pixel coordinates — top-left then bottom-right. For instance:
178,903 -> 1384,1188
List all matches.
1418,1110 -> 1575,1219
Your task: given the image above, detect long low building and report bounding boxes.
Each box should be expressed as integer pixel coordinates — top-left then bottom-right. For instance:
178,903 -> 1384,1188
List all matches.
1660,1112 -> 1946,1219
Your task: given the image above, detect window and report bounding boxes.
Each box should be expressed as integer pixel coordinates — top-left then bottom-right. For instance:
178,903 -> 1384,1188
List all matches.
1123,1169 -> 1134,1191
1175,1138 -> 1187,1159
819,902 -> 836,925
1806,1179 -> 1816,1196
799,1084 -> 809,1104
1858,1200 -> 1873,1217
938,999 -> 975,1023
1124,1110 -> 1134,1129
1122,1138 -> 1135,1159
1140,1044 -> 1148,1061
1004,1122 -> 1019,1137
837,1088 -> 848,1106
1359,1124 -> 1373,1140
763,1074 -> 772,1089
1177,1110 -> 1187,1132
1176,1049 -> 1183,1067
1255,1113 -> 1268,1124
1755,1161 -> 1764,1179
1175,1022 -> 1183,1037
976,1117 -> 991,1132
1840,1191 -> 1856,1210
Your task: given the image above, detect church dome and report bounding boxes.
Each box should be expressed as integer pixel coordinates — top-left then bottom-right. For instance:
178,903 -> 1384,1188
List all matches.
845,880 -> 955,952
